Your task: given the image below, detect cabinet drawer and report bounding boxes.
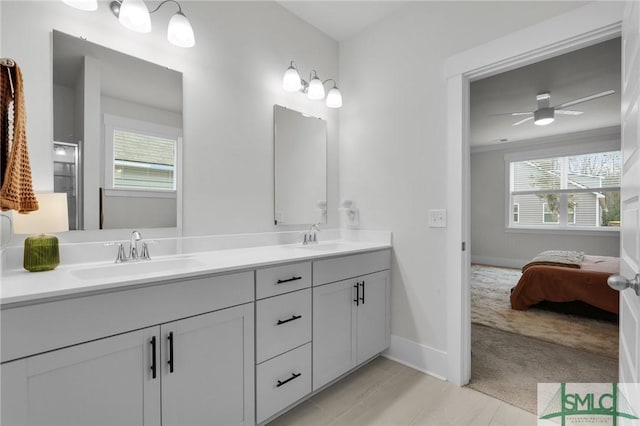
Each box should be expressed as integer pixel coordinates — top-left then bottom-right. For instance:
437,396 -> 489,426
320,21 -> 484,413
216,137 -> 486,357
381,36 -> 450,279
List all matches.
256,262 -> 311,299
313,250 -> 391,286
256,343 -> 311,424
256,289 -> 311,363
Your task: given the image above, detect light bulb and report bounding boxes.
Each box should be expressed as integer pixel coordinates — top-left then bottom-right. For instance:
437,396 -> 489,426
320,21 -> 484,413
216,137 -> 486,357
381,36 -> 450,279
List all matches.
167,12 -> 195,48
534,118 -> 554,126
282,65 -> 302,92
307,76 -> 325,100
326,86 -> 342,108
119,0 -> 151,33
534,107 -> 555,126
61,0 -> 98,11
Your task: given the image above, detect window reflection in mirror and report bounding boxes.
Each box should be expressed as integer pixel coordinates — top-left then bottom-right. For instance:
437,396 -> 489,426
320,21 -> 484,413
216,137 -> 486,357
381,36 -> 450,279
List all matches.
274,105 -> 327,226
52,30 -> 182,230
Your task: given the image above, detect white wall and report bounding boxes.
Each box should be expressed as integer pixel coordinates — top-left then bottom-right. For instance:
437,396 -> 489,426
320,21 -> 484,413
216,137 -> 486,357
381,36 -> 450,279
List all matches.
0,1 -> 339,239
470,131 -> 621,268
338,1 -> 588,374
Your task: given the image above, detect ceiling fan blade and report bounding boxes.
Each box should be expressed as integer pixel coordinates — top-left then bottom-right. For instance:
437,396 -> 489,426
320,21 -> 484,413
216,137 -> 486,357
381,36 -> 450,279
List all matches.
555,109 -> 584,116
554,90 -> 615,109
513,116 -> 534,126
489,112 -> 533,117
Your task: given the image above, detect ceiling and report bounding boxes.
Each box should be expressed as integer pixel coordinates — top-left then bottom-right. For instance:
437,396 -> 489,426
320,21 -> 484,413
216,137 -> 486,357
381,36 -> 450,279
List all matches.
276,1 -> 407,41
470,37 -> 621,148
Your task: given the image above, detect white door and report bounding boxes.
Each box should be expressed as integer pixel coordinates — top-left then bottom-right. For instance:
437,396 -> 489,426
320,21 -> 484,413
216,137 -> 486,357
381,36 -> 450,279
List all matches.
313,279 -> 357,391
0,326 -> 161,426
160,303 -> 254,426
356,271 -> 390,364
610,0 -> 640,416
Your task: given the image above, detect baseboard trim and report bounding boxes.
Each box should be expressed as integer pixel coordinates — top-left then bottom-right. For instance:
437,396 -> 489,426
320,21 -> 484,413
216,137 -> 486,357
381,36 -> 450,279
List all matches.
383,335 -> 448,381
471,255 -> 527,269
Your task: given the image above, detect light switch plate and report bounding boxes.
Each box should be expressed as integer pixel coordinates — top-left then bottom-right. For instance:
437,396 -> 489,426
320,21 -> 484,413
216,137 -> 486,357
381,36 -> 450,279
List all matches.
428,209 -> 447,228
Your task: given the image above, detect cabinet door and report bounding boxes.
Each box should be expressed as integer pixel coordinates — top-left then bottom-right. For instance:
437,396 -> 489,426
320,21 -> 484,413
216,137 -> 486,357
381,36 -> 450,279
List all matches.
312,279 -> 357,391
0,327 -> 160,426
356,270 -> 391,364
161,303 -> 254,426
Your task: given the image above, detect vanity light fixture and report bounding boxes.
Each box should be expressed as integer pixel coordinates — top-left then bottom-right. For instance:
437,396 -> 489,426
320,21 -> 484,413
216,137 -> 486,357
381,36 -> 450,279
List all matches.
62,0 -> 195,47
282,61 -> 342,108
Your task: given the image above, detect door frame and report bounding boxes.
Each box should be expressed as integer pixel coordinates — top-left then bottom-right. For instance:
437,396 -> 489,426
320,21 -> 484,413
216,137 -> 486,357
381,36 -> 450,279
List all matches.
444,2 -> 625,386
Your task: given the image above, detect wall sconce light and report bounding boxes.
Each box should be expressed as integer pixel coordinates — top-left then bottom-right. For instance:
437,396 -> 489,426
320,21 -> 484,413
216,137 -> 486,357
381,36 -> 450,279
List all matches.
61,0 -> 195,48
282,61 -> 342,108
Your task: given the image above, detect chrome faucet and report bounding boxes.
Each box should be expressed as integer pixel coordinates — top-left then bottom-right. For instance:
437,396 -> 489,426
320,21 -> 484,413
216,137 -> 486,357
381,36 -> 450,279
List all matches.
303,223 -> 320,245
129,230 -> 142,260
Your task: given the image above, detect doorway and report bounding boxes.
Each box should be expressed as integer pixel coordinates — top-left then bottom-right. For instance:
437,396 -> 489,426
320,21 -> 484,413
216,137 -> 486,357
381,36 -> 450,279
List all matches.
444,3 -> 624,386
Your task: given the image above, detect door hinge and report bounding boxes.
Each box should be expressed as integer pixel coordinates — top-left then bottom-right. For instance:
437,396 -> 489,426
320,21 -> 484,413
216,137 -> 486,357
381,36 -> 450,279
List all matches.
462,241 -> 466,251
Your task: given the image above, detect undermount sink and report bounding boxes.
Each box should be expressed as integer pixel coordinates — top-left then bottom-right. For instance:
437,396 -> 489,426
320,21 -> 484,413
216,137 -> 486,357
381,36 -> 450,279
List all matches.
71,257 -> 205,281
297,242 -> 351,251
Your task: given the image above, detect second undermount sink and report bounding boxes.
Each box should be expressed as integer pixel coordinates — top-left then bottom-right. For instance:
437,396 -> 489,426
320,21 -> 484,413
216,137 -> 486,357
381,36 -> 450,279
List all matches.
297,242 -> 351,252
71,257 -> 205,281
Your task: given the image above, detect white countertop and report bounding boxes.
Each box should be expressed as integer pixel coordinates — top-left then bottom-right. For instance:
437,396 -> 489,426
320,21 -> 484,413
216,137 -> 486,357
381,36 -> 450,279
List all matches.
0,240 -> 391,307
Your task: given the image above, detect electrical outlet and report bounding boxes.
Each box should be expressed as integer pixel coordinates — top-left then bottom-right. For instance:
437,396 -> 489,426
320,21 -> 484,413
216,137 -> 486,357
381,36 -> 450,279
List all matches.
428,209 -> 447,228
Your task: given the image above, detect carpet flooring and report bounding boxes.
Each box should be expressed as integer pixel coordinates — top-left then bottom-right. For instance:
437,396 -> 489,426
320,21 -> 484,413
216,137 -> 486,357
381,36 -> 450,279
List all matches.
469,324 -> 618,414
471,264 -> 618,359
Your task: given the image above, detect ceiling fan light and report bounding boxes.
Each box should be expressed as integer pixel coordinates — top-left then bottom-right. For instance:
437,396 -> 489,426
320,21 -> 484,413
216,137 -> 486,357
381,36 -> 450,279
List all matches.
168,11 -> 195,47
119,0 -> 151,33
534,107 -> 554,126
62,0 -> 98,11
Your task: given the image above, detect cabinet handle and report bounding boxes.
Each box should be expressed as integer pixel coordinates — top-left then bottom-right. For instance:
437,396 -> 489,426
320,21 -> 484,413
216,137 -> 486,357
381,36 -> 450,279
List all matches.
277,276 -> 302,284
276,315 -> 302,325
276,372 -> 302,388
150,336 -> 157,379
353,282 -> 360,306
360,281 -> 365,305
167,332 -> 174,373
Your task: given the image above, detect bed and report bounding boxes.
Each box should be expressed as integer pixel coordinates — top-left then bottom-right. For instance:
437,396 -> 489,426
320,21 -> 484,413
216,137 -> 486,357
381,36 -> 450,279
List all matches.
510,251 -> 620,315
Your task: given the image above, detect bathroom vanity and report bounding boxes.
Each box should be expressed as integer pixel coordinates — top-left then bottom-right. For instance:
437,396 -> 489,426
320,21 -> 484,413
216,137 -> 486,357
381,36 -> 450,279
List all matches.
0,238 -> 391,425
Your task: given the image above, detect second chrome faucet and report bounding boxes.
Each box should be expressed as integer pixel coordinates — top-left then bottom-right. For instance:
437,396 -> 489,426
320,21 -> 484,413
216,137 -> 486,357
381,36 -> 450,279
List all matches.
112,230 -> 152,263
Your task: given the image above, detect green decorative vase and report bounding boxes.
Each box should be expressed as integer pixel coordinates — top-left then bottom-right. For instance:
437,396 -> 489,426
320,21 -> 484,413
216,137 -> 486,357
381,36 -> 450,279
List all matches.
23,234 -> 60,272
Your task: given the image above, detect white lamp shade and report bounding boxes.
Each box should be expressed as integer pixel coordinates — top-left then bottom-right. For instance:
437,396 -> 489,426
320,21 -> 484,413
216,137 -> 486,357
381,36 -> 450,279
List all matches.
13,193 -> 69,235
307,77 -> 325,100
283,66 -> 302,92
168,12 -> 195,48
119,0 -> 151,33
61,0 -> 98,11
326,87 -> 343,108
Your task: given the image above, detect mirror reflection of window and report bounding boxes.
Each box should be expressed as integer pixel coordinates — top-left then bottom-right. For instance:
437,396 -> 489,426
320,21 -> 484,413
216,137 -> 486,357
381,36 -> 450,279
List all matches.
53,142 -> 80,230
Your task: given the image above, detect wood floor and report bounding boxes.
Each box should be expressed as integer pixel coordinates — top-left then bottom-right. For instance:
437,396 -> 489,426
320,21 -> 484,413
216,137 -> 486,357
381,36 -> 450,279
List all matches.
268,356 -> 535,426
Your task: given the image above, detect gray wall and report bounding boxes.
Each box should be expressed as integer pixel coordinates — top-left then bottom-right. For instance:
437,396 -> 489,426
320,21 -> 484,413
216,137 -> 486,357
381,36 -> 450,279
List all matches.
470,131 -> 620,268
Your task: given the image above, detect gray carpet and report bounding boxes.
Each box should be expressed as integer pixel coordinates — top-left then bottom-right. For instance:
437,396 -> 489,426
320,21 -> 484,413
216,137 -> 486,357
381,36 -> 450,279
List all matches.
468,324 -> 618,414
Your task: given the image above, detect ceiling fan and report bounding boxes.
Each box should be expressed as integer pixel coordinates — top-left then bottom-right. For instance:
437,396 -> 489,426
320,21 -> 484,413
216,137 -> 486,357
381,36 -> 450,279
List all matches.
499,90 -> 615,126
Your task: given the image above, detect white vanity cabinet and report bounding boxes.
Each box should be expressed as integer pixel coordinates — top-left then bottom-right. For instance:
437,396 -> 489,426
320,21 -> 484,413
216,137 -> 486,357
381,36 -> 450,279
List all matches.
255,262 -> 312,424
0,272 -> 255,426
312,250 -> 391,391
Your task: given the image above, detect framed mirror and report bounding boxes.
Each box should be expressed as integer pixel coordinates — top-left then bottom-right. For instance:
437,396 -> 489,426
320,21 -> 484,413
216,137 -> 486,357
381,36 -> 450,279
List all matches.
52,30 -> 182,230
274,105 -> 327,226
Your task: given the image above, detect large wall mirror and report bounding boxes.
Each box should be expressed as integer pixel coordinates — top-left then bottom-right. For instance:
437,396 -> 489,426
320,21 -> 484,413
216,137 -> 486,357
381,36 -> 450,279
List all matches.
274,105 -> 327,226
52,30 -> 183,231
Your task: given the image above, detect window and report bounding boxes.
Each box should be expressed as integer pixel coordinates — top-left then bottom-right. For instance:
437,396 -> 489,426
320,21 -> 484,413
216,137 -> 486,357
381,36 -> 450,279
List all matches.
508,150 -> 620,230
104,115 -> 181,194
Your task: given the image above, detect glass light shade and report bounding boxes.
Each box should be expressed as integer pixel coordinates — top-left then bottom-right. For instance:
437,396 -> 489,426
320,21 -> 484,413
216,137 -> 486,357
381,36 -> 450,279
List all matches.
283,66 -> 302,92
119,0 -> 151,33
534,107 -> 554,126
62,0 -> 98,11
168,12 -> 195,48
326,86 -> 343,108
307,76 -> 325,100
13,193 -> 69,235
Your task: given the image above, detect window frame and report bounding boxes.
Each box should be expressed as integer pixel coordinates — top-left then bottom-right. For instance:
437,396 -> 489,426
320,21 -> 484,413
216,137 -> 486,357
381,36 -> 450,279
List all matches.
104,114 -> 182,197
504,139 -> 620,234
512,203 -> 520,224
